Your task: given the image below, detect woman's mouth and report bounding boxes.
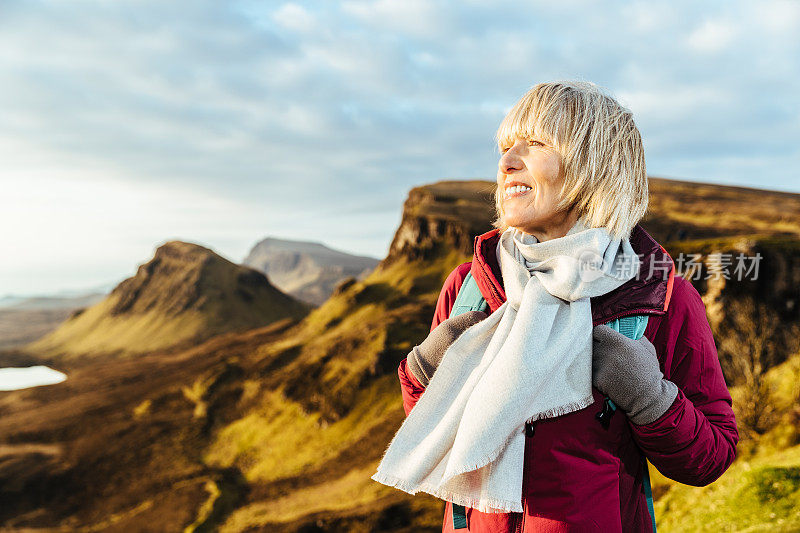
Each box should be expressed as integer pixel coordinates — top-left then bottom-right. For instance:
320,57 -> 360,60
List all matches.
504,184 -> 532,199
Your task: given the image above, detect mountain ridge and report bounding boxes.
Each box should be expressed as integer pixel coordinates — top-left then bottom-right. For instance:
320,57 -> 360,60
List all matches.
243,237 -> 379,306
24,240 -> 310,360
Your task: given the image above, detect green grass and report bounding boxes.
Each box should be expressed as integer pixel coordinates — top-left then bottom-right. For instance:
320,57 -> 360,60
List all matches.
203,374 -> 400,483
654,446 -> 800,532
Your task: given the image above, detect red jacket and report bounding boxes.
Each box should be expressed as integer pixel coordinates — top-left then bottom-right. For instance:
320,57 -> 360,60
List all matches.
397,225 -> 738,532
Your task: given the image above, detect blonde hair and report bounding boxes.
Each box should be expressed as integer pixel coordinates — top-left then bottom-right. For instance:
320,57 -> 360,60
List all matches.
493,81 -> 648,240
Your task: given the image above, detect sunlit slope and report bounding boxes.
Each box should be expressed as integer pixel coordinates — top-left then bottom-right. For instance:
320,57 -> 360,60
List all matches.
199,181 -> 496,530
649,349 -> 800,532
203,250 -> 468,531
25,241 -> 310,359
0,248 -> 465,531
0,318 -> 302,531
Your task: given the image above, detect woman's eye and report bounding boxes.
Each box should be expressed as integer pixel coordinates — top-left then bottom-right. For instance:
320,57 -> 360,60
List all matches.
528,139 -> 543,147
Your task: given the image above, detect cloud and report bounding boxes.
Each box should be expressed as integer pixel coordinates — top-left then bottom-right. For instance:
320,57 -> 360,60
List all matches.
0,0 -> 797,294
686,20 -> 737,53
341,0 -> 449,40
272,3 -> 318,33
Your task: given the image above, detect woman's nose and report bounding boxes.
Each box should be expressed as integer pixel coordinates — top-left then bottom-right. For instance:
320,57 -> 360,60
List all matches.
499,148 -> 523,174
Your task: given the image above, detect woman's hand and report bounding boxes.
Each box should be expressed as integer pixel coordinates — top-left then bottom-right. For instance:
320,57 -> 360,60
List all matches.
406,311 -> 488,387
591,324 -> 679,425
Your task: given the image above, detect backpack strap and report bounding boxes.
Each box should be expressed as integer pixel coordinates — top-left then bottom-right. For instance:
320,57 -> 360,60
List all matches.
596,315 -> 650,425
449,271 -> 487,529
451,271 -> 489,315
598,314 -> 657,533
604,314 -> 649,340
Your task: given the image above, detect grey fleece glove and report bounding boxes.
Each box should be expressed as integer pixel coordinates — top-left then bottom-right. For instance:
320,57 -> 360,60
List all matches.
591,324 -> 679,425
407,311 -> 488,387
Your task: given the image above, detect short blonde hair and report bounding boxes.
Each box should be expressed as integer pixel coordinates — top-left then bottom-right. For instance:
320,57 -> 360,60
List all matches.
493,81 -> 648,241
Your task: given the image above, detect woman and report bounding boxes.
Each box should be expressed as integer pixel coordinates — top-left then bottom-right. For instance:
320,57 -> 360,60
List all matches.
372,81 -> 738,532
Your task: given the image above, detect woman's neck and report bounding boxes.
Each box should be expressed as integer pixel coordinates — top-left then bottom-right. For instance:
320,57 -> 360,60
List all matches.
515,208 -> 582,242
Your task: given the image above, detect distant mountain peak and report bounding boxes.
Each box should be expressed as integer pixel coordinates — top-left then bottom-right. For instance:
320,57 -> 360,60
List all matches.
252,236 -> 379,261
109,240 -> 225,317
153,239 -> 216,260
256,236 -> 328,248
243,237 -> 379,306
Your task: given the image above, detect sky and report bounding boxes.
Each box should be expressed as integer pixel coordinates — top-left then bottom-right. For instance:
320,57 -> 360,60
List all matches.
1,0 -> 798,296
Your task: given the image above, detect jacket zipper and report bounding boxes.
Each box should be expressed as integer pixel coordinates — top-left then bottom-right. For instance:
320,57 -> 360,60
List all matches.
516,422 -> 535,533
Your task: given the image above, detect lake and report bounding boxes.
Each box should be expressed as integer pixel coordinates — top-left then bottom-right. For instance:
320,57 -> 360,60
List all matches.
0,365 -> 67,391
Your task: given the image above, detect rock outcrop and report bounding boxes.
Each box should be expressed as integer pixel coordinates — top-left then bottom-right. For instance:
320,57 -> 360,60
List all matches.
383,180 -> 497,266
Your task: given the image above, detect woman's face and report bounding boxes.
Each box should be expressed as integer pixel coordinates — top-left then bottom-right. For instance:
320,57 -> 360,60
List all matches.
496,136 -> 577,241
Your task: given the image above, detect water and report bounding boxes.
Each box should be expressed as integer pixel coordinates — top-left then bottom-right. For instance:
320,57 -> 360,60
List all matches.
0,366 -> 67,391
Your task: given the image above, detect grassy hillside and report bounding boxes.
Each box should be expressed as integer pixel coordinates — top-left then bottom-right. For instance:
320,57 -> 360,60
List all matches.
0,318 -> 303,531
0,250 -> 463,531
0,181 -> 483,531
644,177 -> 800,243
204,248 -> 471,531
650,348 -> 800,532
192,181 -> 496,529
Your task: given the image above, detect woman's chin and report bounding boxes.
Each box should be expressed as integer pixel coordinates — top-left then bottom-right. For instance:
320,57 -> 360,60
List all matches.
504,216 -> 538,232
506,224 -> 531,235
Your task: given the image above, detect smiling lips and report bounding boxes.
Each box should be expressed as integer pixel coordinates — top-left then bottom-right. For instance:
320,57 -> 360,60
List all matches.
504,181 -> 532,199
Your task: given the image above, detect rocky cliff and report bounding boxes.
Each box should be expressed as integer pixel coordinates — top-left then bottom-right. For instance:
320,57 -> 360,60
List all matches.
383,179 -> 496,265
643,176 -> 800,243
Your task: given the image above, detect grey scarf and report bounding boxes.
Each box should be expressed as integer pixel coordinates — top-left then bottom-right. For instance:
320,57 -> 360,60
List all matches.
372,218 -> 640,512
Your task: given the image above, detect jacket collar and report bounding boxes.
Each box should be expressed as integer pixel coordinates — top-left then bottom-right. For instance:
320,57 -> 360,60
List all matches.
470,224 -> 675,325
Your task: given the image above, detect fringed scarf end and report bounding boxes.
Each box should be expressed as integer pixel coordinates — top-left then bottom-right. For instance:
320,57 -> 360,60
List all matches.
525,394 -> 596,425
372,469 -> 524,514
